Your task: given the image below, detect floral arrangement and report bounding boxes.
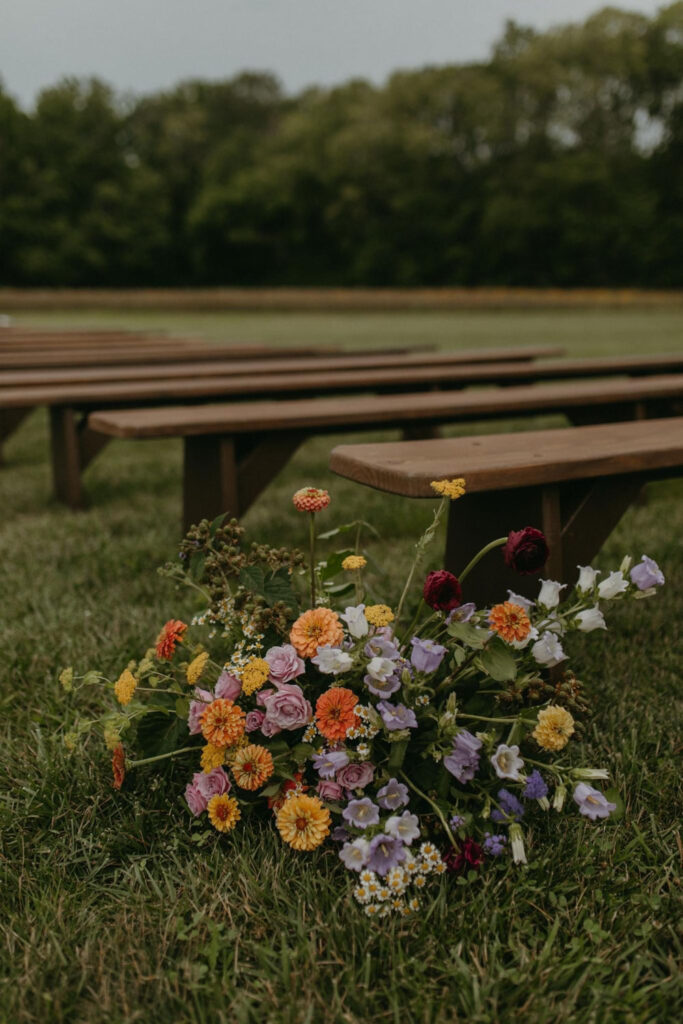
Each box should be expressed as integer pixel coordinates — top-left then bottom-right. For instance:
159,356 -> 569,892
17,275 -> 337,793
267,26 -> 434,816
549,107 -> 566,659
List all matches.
62,481 -> 666,917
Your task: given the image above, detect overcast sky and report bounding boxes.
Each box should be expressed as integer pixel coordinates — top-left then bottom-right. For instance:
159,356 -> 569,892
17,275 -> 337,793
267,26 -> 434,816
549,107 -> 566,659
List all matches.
1,0 -> 668,108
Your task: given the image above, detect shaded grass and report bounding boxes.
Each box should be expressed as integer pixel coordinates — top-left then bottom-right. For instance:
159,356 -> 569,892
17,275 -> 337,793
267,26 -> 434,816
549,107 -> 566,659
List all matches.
1,310 -> 682,1023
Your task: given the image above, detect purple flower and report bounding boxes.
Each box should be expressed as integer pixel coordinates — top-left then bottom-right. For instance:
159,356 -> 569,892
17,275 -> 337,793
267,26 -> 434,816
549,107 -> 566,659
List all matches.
573,783 -> 617,821
483,832 -> 507,856
342,797 -> 380,829
450,814 -> 465,828
331,826 -> 350,842
187,687 -> 213,735
262,683 -> 312,731
265,644 -> 305,685
363,666 -> 401,697
410,637 -> 447,673
376,777 -> 409,810
366,833 -> 407,876
339,837 -> 370,871
245,710 -> 265,733
377,701 -> 418,731
491,789 -> 525,823
336,762 -> 374,790
313,749 -> 349,779
317,780 -> 344,802
630,555 -> 665,590
446,602 -> 476,625
443,730 -> 482,783
523,770 -> 548,801
364,635 -> 401,661
214,671 -> 241,701
385,810 -> 420,845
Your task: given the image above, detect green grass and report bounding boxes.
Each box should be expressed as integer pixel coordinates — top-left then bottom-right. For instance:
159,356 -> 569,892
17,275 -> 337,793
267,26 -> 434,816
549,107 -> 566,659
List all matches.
1,310 -> 682,1023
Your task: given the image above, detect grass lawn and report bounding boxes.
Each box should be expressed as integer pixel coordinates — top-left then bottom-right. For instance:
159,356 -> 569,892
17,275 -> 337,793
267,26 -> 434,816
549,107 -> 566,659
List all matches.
1,309 -> 682,1023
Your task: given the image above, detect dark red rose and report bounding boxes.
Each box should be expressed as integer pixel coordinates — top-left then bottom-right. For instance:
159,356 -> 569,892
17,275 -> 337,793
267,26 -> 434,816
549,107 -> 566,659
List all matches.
502,527 -> 549,575
443,837 -> 485,875
423,570 -> 462,612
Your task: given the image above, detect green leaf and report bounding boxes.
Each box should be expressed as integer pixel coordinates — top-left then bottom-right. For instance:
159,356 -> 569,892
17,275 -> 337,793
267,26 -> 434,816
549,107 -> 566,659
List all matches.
289,742 -> 315,761
239,565 -> 266,596
260,781 -> 283,797
447,622 -> 488,649
317,519 -> 379,541
318,549 -> 354,583
263,568 -> 299,611
477,638 -> 518,681
136,711 -> 189,759
175,696 -> 191,720
209,512 -> 226,537
323,581 -> 355,596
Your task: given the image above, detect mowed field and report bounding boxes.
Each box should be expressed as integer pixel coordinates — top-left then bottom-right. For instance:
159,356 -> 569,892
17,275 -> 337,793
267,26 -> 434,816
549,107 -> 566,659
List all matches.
1,307 -> 682,1023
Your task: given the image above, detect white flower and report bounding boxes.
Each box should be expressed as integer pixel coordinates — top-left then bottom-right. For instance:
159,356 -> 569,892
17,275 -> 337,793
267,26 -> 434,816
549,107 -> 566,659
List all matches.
341,604 -> 369,638
531,631 -> 567,667
312,645 -> 353,675
491,744 -> 524,781
576,565 -> 600,592
507,590 -> 535,612
597,571 -> 628,600
509,625 -> 538,650
365,656 -> 396,683
339,838 -> 370,871
574,607 -> 606,632
537,579 -> 566,609
572,767 -> 610,780
385,811 -> 421,845
552,783 -> 567,811
509,823 -> 527,864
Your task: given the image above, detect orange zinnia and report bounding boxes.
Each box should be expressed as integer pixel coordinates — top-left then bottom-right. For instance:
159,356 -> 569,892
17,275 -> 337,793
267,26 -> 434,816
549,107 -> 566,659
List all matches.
155,618 -> 187,660
111,744 -> 126,790
290,608 -> 344,659
200,699 -> 246,747
231,744 -> 274,790
315,687 -> 359,742
489,601 -> 531,644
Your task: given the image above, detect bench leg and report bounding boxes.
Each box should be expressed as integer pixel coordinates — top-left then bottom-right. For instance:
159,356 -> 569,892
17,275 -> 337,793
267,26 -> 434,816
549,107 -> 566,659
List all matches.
0,407 -> 33,465
50,406 -> 85,508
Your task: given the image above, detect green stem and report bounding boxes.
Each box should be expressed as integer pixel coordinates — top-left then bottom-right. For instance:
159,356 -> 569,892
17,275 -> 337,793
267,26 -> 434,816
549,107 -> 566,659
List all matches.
399,769 -> 457,848
127,746 -> 197,768
458,536 -> 508,584
396,497 -> 447,624
457,713 -> 520,724
309,512 -> 316,607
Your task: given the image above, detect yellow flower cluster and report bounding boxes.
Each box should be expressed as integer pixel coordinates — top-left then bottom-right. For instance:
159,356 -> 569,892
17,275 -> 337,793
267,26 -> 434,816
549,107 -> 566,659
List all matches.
207,794 -> 241,832
240,657 -> 271,695
365,604 -> 394,627
103,722 -> 122,751
430,477 -> 466,500
532,706 -> 575,751
342,555 -> 367,571
114,669 -> 137,706
59,667 -> 74,692
200,743 -> 226,773
186,651 -> 209,685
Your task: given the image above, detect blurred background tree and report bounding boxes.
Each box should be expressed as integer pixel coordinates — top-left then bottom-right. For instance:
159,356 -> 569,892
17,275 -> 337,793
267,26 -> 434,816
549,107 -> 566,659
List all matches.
0,3 -> 681,287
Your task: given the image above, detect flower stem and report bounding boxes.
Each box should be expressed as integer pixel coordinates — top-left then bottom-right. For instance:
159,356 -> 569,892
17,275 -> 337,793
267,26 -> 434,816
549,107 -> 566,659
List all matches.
127,746 -> 197,768
309,512 -> 316,606
399,769 -> 457,848
458,537 -> 508,584
396,497 -> 447,624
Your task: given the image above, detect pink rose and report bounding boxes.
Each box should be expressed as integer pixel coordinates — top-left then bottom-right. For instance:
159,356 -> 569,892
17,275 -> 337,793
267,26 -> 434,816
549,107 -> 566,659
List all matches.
196,766 -> 231,802
263,683 -> 312,731
266,644 -> 305,685
215,671 -> 242,701
245,710 -> 265,733
188,687 -> 213,735
317,780 -> 344,802
260,717 -> 282,737
256,687 -> 276,707
336,762 -> 374,790
185,776 -> 206,816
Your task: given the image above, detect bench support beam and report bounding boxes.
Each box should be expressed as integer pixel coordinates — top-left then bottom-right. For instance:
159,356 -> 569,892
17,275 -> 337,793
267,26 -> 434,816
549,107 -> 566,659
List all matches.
50,406 -> 112,508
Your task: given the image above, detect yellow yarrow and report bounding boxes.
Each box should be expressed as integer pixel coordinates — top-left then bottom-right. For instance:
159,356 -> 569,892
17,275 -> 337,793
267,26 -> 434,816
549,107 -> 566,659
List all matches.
200,743 -> 226,773
365,604 -> 395,627
59,667 -> 74,692
114,669 -> 137,706
430,477 -> 466,500
186,651 -> 209,686
532,706 -> 575,751
207,794 -> 241,833
240,657 -> 271,696
103,723 -> 122,751
342,555 -> 367,571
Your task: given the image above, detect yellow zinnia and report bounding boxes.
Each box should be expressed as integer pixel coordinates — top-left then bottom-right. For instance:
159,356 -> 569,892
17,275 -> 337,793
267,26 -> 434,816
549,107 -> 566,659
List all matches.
186,652 -> 209,685
114,669 -> 137,706
365,604 -> 394,627
532,706 -> 575,751
430,478 -> 466,500
207,794 -> 241,832
240,657 -> 271,696
276,793 -> 331,851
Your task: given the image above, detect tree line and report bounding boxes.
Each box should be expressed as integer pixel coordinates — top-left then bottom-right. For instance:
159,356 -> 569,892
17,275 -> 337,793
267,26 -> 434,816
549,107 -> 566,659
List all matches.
1,4 -> 681,287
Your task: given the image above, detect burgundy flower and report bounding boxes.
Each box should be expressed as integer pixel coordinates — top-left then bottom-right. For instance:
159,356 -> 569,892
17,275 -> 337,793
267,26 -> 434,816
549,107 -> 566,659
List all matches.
502,528 -> 549,575
423,570 -> 462,612
443,837 -> 485,875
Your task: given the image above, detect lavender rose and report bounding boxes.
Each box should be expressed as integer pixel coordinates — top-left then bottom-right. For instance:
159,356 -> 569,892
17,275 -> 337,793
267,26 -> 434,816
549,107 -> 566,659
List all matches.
214,671 -> 242,701
263,683 -> 312,731
266,644 -> 305,685
336,762 -> 374,791
184,767 -> 230,816
245,710 -> 265,733
187,687 -> 213,735
317,780 -> 344,801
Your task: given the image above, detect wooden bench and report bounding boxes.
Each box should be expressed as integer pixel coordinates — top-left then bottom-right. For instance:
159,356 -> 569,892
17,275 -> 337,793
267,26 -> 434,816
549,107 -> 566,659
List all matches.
83,376 -> 683,530
1,352 -> 680,470
330,418 -> 683,604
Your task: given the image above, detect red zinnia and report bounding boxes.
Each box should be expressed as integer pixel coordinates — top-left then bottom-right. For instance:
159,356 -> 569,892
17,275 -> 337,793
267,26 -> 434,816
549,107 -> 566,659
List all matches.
155,619 -> 187,660
423,570 -> 462,612
502,528 -> 549,575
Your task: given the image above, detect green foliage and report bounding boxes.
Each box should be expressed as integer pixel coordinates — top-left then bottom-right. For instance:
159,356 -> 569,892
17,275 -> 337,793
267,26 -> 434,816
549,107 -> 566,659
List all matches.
1,4 -> 683,286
